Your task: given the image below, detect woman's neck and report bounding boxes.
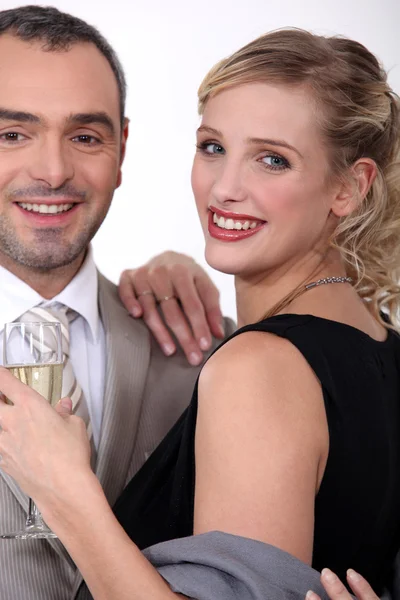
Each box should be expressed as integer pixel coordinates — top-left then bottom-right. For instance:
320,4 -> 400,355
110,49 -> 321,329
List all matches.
235,249 -> 346,327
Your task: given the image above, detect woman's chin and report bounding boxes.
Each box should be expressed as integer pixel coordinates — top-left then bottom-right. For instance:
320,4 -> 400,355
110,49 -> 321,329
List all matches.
204,248 -> 247,276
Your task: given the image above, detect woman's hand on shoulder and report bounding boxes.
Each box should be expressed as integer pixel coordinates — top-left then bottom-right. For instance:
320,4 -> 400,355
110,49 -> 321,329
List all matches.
194,330 -> 329,564
307,568 -> 379,600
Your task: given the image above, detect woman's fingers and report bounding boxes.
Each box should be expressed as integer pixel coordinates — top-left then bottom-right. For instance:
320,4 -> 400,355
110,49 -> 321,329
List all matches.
306,569 -> 349,600
118,252 -> 225,364
306,568 -> 380,600
346,569 -> 379,599
320,569 -> 352,599
118,269 -> 143,318
0,366 -> 42,407
55,397 -> 73,416
306,592 -> 322,600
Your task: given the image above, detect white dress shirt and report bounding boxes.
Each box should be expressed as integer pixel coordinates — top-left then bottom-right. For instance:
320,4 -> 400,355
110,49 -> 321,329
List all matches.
0,248 -> 106,448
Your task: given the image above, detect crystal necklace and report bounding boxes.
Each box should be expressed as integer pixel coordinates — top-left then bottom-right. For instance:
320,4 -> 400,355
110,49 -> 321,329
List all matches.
260,276 -> 353,321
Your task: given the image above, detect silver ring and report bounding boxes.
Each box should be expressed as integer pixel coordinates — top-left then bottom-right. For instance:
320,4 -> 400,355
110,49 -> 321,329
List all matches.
157,295 -> 176,303
137,290 -> 154,297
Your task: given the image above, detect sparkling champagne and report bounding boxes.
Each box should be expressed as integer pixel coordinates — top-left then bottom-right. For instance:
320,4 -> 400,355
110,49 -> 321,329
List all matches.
6,363 -> 63,406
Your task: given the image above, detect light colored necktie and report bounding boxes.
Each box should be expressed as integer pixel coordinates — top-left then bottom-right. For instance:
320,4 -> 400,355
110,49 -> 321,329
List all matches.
18,305 -> 91,431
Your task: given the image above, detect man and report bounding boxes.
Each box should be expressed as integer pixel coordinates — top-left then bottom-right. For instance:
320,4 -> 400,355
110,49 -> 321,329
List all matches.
0,6 -> 233,599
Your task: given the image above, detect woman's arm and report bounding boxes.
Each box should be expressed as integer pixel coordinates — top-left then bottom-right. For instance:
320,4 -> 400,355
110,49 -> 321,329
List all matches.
193,331 -> 329,563
0,368 -> 186,600
44,477 -> 187,600
0,328 -> 328,598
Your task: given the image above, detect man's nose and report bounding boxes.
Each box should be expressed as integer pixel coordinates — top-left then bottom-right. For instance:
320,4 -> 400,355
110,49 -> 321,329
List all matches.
27,136 -> 75,189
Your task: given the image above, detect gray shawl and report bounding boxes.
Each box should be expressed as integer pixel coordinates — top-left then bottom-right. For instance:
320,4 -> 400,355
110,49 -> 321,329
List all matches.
144,531 -> 331,599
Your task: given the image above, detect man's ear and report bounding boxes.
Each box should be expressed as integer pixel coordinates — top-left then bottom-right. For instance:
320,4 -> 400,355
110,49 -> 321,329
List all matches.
330,158 -> 377,218
116,117 -> 130,189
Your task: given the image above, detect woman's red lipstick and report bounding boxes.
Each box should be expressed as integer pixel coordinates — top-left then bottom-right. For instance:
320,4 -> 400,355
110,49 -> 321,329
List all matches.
208,207 -> 266,242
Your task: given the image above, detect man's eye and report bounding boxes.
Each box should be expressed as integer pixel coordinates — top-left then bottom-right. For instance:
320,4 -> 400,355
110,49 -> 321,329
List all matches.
72,135 -> 100,145
0,132 -> 26,142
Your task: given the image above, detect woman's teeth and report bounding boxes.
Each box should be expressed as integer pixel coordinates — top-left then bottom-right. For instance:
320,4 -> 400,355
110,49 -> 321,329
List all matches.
17,203 -> 73,214
213,212 -> 259,231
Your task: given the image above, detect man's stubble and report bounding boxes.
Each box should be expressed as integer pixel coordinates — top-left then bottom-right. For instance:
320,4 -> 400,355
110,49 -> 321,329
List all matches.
0,213 -> 100,272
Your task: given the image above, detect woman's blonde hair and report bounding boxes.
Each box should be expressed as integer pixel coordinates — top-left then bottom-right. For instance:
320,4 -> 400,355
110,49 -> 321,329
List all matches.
198,29 -> 400,330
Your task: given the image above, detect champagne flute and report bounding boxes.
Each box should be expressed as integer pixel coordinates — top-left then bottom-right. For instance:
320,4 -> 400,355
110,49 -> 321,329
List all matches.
1,321 -> 63,539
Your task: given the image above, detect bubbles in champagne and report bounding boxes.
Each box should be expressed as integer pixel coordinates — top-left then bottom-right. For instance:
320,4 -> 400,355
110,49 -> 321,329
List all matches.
6,363 -> 63,406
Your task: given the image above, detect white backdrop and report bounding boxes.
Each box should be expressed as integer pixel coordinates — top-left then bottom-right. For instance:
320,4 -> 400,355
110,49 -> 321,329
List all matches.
2,0 -> 399,319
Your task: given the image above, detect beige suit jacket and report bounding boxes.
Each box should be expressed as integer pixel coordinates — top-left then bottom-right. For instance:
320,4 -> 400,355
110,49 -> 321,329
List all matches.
0,273 -> 235,600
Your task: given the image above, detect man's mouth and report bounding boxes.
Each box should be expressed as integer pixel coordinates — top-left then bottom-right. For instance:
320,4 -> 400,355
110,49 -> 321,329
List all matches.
16,202 -> 75,215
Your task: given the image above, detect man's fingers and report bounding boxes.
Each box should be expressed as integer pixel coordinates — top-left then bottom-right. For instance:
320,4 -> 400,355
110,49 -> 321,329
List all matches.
118,270 -> 143,318
195,273 -> 225,339
346,569 -> 379,600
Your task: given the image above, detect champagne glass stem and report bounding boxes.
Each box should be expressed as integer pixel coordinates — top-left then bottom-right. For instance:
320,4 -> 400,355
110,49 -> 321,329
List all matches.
26,499 -> 46,530
1,321 -> 62,540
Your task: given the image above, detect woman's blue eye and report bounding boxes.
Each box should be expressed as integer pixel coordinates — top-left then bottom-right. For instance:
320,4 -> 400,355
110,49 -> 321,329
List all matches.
262,155 -> 287,168
199,142 -> 225,155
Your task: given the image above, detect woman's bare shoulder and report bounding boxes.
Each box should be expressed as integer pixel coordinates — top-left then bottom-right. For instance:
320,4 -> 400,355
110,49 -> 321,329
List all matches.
194,329 -> 329,562
200,328 -> 318,401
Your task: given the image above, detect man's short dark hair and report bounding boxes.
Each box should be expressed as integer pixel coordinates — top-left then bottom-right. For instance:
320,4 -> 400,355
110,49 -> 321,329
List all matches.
0,5 -> 126,126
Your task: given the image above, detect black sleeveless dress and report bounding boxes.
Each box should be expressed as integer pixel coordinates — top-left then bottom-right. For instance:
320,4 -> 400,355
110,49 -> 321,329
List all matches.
113,314 -> 400,595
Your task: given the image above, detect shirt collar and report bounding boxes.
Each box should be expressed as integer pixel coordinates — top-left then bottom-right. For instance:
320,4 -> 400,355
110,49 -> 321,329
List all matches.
0,247 -> 100,342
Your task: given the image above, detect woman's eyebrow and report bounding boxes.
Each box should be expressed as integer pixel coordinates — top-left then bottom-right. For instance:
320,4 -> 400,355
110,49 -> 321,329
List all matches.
247,136 -> 303,158
197,125 -> 303,158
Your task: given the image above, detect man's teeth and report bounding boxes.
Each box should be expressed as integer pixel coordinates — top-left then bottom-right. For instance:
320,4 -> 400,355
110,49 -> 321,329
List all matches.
17,203 -> 73,214
212,212 -> 259,231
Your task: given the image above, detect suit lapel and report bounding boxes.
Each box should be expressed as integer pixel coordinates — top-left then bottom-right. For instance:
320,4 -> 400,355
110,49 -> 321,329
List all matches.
94,273 -> 151,506
72,273 -> 151,598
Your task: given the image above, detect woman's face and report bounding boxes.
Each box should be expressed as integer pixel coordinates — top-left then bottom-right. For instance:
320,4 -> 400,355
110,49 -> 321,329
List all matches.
191,82 -> 340,278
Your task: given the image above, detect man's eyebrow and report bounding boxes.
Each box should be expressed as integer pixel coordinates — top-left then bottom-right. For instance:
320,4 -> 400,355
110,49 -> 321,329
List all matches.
67,112 -> 116,135
197,126 -> 303,159
0,108 -> 41,123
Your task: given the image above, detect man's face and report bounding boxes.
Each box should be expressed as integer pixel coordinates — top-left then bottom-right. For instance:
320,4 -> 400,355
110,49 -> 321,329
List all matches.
0,34 -> 127,271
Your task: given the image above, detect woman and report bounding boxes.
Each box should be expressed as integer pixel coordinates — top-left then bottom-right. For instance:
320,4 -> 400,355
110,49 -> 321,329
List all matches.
0,28 -> 399,599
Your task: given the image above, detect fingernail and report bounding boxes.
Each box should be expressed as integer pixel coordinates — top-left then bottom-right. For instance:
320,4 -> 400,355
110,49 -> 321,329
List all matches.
60,398 -> 71,408
131,305 -> 141,317
189,352 -> 203,366
321,568 -> 336,584
200,337 -> 211,351
347,569 -> 361,583
306,592 -> 318,600
163,344 -> 176,356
